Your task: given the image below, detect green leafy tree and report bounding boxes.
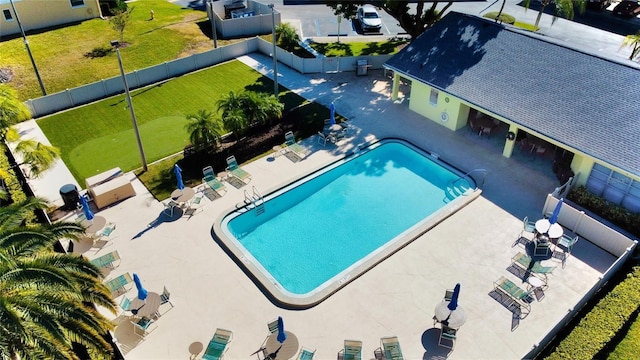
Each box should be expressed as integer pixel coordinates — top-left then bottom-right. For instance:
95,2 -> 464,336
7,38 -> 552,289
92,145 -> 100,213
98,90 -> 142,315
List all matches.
185,109 -> 223,153
620,31 -> 640,61
0,197 -> 117,360
524,0 -> 586,28
276,22 -> 301,52
0,85 -> 30,140
326,1 -> 453,39
109,7 -> 134,42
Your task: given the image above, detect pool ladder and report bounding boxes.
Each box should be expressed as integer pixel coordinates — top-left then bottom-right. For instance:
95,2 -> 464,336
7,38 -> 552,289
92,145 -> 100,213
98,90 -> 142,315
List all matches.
244,186 -> 265,215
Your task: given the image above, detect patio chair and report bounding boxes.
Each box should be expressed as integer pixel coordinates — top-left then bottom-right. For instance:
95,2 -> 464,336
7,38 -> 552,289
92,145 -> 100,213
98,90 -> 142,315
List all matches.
493,276 -> 531,317
267,318 -> 279,334
343,339 -> 362,360
203,328 -> 233,360
284,131 -> 310,159
131,316 -> 157,338
534,240 -> 550,257
90,250 -> 121,270
118,296 -> 133,316
381,336 -> 404,360
317,131 -> 334,146
438,325 -> 457,350
444,288 -> 455,302
226,156 -> 252,184
202,166 -> 227,197
518,216 -> 537,239
105,272 -> 133,298
157,286 -> 174,315
184,193 -> 205,218
296,346 -> 316,360
552,235 -> 579,268
163,199 -> 180,217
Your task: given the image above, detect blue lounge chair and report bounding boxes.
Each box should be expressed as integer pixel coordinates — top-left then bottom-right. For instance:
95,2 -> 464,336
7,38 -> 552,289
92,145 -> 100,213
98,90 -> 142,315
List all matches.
381,336 -> 404,360
202,166 -> 227,197
343,340 -> 362,360
90,250 -> 121,269
297,346 -> 316,360
203,328 -> 233,360
225,156 -> 252,184
105,272 -> 132,298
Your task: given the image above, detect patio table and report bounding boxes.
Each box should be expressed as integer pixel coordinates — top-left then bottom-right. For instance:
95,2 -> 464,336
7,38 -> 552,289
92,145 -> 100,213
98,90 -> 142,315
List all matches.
82,215 -> 106,234
263,331 -> 299,360
171,187 -> 195,206
434,301 -> 467,328
130,292 -> 162,319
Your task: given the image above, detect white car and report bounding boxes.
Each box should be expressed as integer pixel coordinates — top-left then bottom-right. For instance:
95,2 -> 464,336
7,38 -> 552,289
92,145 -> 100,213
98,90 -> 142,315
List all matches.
357,5 -> 382,33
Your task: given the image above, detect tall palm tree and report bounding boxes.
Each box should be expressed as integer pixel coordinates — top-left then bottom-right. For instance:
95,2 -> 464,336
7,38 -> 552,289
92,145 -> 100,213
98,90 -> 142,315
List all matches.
276,22 -> 300,52
222,108 -> 248,141
0,197 -> 117,360
217,91 -> 248,140
13,138 -> 61,178
525,0 -> 586,28
621,31 -> 640,61
0,85 -> 30,141
185,109 -> 222,153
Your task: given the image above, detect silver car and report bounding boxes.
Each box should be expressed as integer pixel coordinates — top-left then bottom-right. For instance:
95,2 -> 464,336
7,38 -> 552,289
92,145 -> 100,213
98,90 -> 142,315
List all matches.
357,5 -> 382,33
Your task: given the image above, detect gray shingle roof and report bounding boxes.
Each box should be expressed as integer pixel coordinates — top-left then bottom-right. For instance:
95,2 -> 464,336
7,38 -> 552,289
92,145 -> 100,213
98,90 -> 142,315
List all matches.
384,12 -> 640,179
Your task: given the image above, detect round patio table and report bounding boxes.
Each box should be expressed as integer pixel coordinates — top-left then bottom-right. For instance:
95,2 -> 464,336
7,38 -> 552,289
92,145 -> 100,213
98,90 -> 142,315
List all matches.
130,292 -> 162,318
548,223 -> 564,239
82,215 -> 106,234
535,219 -> 550,234
171,187 -> 195,205
434,301 -> 467,328
264,331 -> 299,360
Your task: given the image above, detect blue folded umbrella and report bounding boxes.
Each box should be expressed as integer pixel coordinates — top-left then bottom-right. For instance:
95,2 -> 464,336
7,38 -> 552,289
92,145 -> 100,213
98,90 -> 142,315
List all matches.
329,102 -> 336,125
174,164 -> 185,191
277,316 -> 287,343
133,273 -> 148,301
80,195 -> 94,221
448,283 -> 460,311
549,198 -> 564,224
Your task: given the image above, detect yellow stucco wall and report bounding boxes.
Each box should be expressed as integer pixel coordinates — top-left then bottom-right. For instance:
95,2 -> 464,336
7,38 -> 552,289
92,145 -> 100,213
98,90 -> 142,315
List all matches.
0,0 -> 100,36
408,81 -> 468,131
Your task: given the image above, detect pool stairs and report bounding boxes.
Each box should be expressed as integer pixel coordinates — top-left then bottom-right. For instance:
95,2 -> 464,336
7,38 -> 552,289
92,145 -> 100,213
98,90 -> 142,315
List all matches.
244,186 -> 265,215
443,169 -> 487,203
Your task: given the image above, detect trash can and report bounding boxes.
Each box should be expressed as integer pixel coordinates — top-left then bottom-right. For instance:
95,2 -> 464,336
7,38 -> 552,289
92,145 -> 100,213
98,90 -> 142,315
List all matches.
356,59 -> 368,76
59,184 -> 79,210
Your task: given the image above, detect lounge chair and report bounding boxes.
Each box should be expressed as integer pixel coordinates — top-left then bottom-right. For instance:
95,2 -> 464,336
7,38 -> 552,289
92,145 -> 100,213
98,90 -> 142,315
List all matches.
225,156 -> 252,184
381,336 -> 404,360
493,276 -> 531,317
343,339 -> 362,360
438,325 -> 457,350
202,166 -> 227,197
105,272 -> 133,298
296,346 -> 316,360
90,250 -> 121,270
284,131 -> 309,159
203,328 -> 233,360
511,252 -> 556,281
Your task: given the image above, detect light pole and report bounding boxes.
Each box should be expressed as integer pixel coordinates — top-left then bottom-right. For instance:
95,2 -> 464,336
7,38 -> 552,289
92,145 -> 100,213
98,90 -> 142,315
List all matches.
111,40 -> 147,171
268,4 -> 278,99
9,0 -> 46,96
208,0 -> 218,48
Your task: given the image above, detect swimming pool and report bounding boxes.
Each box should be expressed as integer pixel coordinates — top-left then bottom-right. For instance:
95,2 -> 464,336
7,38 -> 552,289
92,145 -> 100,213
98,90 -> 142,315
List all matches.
214,139 -> 480,307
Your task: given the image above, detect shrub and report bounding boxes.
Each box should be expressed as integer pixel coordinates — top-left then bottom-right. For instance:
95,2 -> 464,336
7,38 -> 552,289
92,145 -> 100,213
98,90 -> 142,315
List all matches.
84,46 -> 114,59
546,266 -> 640,360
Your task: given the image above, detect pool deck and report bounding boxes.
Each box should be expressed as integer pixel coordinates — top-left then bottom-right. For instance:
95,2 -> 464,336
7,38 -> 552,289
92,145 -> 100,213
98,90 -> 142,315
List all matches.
19,54 -> 618,359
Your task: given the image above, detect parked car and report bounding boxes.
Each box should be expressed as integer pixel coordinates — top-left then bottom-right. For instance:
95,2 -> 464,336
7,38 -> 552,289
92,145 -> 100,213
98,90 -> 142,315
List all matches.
586,0 -> 612,10
612,0 -> 640,18
357,5 -> 382,33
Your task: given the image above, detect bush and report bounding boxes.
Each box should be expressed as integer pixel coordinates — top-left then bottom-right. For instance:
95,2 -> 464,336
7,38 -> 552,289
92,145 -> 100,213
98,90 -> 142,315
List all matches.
567,186 -> 640,238
84,46 -> 114,59
546,266 -> 640,360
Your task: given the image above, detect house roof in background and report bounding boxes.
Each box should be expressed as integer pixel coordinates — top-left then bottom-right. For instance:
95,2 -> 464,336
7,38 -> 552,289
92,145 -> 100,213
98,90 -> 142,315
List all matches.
384,12 -> 640,179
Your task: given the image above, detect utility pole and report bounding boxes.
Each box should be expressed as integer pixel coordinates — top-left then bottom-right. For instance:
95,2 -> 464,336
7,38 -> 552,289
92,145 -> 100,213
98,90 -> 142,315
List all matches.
9,0 -> 46,96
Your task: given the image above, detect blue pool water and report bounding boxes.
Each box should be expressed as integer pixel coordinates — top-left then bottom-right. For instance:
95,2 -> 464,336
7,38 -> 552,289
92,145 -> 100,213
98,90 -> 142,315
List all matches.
221,140 -> 472,298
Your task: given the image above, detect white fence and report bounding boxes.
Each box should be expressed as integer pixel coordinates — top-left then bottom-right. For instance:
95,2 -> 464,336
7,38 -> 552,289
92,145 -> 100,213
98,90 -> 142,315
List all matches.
25,38 -> 392,118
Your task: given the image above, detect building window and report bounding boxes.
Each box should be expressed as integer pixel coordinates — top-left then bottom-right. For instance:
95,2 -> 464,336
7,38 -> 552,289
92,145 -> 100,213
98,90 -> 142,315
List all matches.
70,0 -> 85,7
429,89 -> 438,106
3,9 -> 12,21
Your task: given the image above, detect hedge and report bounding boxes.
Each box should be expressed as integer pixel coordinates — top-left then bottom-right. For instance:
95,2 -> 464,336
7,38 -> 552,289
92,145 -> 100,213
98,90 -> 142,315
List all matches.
546,266 -> 640,359
0,147 -> 27,204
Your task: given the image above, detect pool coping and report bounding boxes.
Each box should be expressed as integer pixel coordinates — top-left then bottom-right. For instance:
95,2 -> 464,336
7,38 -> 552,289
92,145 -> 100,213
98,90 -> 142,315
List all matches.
212,139 -> 484,308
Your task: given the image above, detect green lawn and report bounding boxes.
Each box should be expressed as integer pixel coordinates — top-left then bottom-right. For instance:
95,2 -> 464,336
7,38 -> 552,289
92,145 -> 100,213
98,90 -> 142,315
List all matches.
37,60 -> 277,182
308,38 -> 408,57
0,0 -> 216,100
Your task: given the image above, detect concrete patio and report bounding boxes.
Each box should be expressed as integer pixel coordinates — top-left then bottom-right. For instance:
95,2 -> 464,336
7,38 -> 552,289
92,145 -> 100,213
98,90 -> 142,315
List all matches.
19,54 -> 618,359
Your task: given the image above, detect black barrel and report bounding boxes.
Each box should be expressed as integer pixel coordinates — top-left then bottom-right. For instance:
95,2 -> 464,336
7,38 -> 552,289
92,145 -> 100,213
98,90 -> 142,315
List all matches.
59,184 -> 79,210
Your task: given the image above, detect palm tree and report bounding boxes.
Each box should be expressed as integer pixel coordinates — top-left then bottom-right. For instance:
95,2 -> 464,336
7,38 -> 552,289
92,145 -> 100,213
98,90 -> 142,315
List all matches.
222,108 -> 248,141
185,109 -> 222,153
0,85 -> 30,140
525,0 -> 586,28
217,91 -> 248,140
13,138 -> 61,178
621,31 -> 640,61
276,22 -> 300,52
0,197 -> 117,360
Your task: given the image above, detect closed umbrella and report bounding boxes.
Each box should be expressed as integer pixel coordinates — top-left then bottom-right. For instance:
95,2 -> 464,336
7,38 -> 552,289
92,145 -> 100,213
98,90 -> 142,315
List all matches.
277,316 -> 287,343
174,164 -> 185,191
133,273 -> 148,301
80,195 -> 94,221
549,198 -> 564,224
329,102 -> 336,125
448,283 -> 460,311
